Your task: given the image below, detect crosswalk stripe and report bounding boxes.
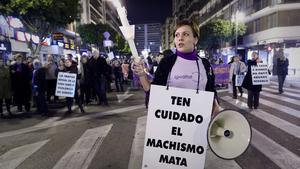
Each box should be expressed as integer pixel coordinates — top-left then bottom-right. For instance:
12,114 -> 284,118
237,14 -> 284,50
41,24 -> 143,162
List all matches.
242,93 -> 300,118
221,96 -> 300,139
204,149 -> 242,169
269,85 -> 300,93
128,116 -> 147,169
251,128 -> 300,169
0,104 -> 144,139
53,124 -> 113,169
0,140 -> 50,169
263,88 -> 300,99
260,91 -> 300,106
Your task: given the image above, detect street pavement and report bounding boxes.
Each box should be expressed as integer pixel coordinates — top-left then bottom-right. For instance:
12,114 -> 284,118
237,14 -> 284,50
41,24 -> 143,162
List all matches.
0,84 -> 299,169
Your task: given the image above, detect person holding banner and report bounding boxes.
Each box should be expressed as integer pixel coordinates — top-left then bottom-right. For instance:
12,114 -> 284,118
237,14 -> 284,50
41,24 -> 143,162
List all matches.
133,20 -> 220,114
63,57 -> 85,115
229,55 -> 247,99
242,52 -> 262,109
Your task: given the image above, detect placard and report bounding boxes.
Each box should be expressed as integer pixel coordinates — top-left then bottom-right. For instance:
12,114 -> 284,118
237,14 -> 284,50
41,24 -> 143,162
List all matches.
251,63 -> 270,85
142,85 -> 214,169
235,74 -> 245,86
55,72 -> 77,97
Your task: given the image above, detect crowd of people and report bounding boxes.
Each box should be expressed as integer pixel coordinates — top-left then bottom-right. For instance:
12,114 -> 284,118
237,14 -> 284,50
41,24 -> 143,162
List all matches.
0,49 -> 166,119
0,20 -> 290,119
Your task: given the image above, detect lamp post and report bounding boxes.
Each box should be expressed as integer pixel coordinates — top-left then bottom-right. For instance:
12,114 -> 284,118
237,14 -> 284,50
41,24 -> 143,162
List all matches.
231,10 -> 245,55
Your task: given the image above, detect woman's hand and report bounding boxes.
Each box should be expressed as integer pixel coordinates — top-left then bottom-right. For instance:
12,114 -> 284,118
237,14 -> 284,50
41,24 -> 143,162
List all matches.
132,60 -> 146,77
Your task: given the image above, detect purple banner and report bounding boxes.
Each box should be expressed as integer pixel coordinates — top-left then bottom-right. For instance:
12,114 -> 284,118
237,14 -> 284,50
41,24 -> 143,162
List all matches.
212,64 -> 230,84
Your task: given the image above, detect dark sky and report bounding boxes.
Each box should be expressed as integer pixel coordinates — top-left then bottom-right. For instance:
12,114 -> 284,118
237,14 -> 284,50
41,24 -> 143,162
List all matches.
124,0 -> 172,24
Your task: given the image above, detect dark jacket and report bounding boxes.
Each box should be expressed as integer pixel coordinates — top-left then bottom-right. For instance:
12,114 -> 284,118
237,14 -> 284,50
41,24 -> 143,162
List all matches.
277,58 -> 289,76
33,68 -> 47,93
151,53 -> 216,93
242,59 -> 262,92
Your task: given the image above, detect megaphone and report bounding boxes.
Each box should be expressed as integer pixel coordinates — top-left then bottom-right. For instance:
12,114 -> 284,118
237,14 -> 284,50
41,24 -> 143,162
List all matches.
207,109 -> 252,160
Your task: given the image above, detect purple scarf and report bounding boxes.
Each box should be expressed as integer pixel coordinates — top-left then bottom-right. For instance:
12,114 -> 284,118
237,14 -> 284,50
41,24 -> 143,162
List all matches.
176,50 -> 198,60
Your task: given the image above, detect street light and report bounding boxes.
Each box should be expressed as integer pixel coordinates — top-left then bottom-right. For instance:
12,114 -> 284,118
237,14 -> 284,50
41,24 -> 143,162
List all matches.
231,10 -> 245,55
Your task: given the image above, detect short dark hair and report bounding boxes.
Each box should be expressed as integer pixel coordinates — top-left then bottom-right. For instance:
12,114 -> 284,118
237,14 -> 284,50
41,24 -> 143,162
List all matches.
174,20 -> 199,38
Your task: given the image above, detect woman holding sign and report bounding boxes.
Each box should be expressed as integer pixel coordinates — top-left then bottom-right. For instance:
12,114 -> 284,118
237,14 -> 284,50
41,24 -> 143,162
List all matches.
133,20 -> 220,114
242,52 -> 262,109
63,57 -> 85,115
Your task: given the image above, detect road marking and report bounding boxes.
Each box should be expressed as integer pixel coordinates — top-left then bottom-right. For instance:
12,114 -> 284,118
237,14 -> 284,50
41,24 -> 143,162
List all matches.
222,96 -> 300,138
260,91 -> 300,106
117,88 -> 134,103
53,124 -> 113,169
0,104 -> 144,139
128,116 -> 147,169
269,85 -> 300,93
0,140 -> 49,169
204,149 -> 242,169
242,93 -> 300,118
252,128 -> 300,169
263,88 -> 300,99
216,89 -> 229,93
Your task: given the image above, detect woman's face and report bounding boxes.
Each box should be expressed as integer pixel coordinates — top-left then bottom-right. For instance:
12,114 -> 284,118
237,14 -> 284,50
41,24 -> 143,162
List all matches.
65,60 -> 72,67
252,53 -> 258,60
174,25 -> 198,53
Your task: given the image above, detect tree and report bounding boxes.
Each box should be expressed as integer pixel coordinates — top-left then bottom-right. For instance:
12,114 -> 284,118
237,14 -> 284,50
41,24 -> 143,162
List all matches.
0,0 -> 81,57
198,19 -> 246,50
77,23 -> 128,53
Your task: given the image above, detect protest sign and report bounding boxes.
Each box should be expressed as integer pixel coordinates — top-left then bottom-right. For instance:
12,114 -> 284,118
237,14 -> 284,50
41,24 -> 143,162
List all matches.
251,63 -> 270,85
212,64 -> 230,85
235,74 -> 245,86
55,72 -> 77,97
142,85 -> 214,169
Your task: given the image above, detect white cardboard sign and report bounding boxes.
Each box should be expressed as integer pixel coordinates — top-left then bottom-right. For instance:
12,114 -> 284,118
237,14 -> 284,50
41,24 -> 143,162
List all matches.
142,85 -> 214,169
55,72 -> 77,97
251,63 -> 270,85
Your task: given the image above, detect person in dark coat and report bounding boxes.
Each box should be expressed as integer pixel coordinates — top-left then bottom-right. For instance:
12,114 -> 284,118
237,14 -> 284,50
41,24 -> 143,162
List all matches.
11,54 -> 32,113
242,52 -> 262,109
32,59 -> 49,116
91,49 -> 109,106
64,58 -> 85,115
277,54 -> 289,94
0,58 -> 12,118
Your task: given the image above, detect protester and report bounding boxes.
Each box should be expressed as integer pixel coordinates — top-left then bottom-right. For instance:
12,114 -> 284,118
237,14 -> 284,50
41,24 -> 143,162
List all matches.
133,20 -> 220,114
112,59 -> 124,92
229,55 -> 247,98
242,52 -> 262,109
91,49 -> 109,106
63,57 -> 85,114
277,53 -> 289,94
45,54 -> 58,102
32,59 -> 49,116
11,54 -> 32,114
0,58 -> 12,118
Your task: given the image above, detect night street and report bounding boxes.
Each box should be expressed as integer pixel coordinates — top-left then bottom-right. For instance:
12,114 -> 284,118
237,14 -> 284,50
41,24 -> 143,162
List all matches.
0,83 -> 299,169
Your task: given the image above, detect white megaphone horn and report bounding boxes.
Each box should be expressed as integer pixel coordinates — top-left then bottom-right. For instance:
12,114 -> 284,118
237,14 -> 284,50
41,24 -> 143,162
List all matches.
207,109 -> 252,160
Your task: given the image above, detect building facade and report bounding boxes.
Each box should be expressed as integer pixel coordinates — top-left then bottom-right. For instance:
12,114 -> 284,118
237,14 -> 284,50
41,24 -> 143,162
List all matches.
165,0 -> 300,76
135,23 -> 162,56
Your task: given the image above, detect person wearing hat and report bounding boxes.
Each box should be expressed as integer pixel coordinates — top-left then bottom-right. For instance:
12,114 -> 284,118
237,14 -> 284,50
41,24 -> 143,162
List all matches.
0,57 -> 12,118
